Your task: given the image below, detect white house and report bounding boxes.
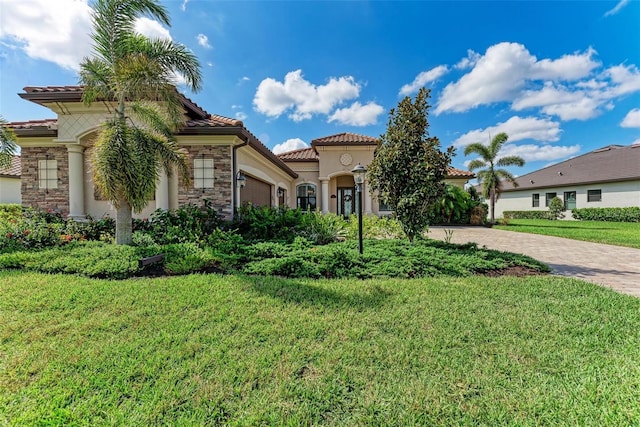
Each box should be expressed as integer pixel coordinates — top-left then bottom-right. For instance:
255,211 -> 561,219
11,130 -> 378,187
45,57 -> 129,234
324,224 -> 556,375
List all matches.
494,144 -> 640,218
0,156 -> 21,204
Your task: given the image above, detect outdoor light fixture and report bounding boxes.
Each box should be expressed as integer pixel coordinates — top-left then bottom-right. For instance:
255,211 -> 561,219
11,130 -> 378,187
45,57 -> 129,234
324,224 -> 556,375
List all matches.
277,188 -> 285,197
351,163 -> 367,254
236,171 -> 247,188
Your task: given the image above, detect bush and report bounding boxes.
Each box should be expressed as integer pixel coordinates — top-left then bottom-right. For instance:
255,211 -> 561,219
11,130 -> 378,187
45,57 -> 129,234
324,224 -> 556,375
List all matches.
299,211 -> 346,244
503,211 -> 552,220
549,197 -> 565,220
163,242 -> 215,275
343,214 -> 405,240
233,204 -> 306,243
572,207 -> 640,222
136,200 -> 223,245
0,204 -> 23,222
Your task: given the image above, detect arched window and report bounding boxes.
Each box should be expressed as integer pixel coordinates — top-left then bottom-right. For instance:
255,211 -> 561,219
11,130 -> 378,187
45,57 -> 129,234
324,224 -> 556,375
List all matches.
296,184 -> 316,211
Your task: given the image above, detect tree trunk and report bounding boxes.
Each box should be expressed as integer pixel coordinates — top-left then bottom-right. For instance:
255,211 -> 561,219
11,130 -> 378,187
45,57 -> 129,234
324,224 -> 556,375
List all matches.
489,187 -> 496,225
115,199 -> 133,245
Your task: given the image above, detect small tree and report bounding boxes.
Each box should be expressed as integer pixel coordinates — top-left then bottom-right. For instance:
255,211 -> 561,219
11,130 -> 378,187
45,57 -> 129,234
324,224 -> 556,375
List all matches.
368,88 -> 454,241
0,116 -> 18,170
549,196 -> 565,220
464,133 -> 525,224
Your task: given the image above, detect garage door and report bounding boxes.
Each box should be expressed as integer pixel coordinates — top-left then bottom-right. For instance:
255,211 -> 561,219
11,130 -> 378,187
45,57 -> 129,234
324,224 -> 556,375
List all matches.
240,175 -> 271,207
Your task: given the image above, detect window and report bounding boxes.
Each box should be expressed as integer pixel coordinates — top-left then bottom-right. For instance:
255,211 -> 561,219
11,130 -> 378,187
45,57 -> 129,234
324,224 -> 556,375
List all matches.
587,189 -> 602,202
38,158 -> 58,191
545,192 -> 557,207
194,157 -> 214,189
296,184 -> 316,211
564,191 -> 576,210
532,193 -> 540,207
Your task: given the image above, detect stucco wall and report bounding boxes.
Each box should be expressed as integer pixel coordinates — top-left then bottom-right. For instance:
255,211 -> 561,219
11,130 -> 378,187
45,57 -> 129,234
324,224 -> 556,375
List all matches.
495,180 -> 640,218
0,177 -> 21,204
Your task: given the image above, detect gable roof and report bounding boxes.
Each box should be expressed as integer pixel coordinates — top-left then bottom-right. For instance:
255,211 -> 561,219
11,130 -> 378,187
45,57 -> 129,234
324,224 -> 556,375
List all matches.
312,132 -> 379,146
12,86 -> 297,179
0,156 -> 20,178
503,144 -> 640,192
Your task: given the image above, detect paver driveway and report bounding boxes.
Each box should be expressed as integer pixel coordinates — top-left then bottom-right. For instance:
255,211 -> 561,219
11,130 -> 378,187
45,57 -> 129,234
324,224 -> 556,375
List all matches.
428,226 -> 640,298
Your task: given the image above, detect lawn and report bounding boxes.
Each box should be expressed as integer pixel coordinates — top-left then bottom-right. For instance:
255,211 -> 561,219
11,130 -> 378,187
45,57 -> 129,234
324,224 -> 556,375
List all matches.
494,219 -> 640,249
2,271 -> 639,425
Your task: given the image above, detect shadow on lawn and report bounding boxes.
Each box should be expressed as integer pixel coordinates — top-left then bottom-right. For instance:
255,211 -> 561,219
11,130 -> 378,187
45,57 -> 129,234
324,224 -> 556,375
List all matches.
246,276 -> 392,309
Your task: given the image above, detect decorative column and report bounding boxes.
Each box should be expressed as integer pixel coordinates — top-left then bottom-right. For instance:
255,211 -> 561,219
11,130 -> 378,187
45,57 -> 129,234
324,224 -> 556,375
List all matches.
155,168 -> 169,211
168,170 -> 179,211
320,178 -> 329,213
66,144 -> 86,219
364,181 -> 372,214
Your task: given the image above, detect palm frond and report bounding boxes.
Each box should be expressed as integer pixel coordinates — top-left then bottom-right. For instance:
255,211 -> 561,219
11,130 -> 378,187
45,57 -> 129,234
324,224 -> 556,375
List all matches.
0,116 -> 18,170
466,159 -> 487,172
463,143 -> 491,161
496,155 -> 525,168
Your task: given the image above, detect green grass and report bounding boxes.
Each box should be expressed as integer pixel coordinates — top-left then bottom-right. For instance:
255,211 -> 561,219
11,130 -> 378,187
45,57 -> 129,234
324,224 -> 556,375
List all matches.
2,271 -> 639,425
494,219 -> 640,249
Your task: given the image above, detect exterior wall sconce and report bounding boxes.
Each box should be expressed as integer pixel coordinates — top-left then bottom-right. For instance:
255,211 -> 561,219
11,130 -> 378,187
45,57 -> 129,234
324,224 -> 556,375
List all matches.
277,187 -> 285,197
236,172 -> 247,188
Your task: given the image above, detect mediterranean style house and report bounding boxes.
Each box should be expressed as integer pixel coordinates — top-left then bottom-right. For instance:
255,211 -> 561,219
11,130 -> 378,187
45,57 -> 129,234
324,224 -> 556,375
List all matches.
7,86 -> 474,220
493,144 -> 640,218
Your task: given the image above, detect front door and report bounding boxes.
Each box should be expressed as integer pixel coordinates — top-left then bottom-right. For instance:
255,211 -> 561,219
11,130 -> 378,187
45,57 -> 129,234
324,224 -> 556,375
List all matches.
564,191 -> 576,210
337,187 -> 355,218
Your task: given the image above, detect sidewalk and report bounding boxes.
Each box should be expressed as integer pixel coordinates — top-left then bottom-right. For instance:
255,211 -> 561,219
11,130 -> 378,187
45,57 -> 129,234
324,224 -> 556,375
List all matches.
428,226 -> 640,298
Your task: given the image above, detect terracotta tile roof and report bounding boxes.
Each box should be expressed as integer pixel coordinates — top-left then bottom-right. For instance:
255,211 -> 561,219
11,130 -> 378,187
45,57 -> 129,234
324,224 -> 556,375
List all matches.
7,119 -> 58,131
0,156 -> 20,178
276,147 -> 318,161
20,85 -> 209,120
312,132 -> 379,146
184,114 -> 243,128
503,144 -> 640,192
446,167 -> 475,179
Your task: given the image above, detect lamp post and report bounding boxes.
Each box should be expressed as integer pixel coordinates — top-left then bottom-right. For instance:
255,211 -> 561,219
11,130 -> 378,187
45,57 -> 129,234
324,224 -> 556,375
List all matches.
352,163 -> 367,255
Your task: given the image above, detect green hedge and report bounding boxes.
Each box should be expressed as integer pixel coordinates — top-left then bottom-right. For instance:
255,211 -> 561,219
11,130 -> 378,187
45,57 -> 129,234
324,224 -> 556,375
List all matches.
571,207 -> 640,222
502,211 -> 552,220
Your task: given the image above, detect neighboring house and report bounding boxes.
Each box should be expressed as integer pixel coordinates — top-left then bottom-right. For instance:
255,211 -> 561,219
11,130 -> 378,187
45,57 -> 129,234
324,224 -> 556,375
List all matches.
9,85 -> 474,219
0,156 -> 21,204
493,144 -> 640,218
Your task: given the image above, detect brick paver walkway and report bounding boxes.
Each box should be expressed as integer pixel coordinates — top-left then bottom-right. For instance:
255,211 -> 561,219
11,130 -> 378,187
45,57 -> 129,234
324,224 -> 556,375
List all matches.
428,226 -> 640,298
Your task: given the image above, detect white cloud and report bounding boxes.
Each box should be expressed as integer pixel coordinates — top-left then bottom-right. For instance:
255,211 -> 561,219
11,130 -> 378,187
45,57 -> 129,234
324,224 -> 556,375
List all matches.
452,116 -> 562,147
253,69 -> 361,121
601,64 -> 640,98
0,0 -> 93,70
604,0 -> 630,17
135,17 -> 172,40
231,105 -> 243,109
328,102 -> 385,126
0,0 -> 181,71
181,0 -> 190,12
454,49 -> 481,70
272,138 -> 309,154
621,108 -> 640,128
632,138 -> 640,145
498,143 -> 581,163
237,76 -> 250,85
436,42 -> 600,115
399,65 -> 449,96
235,112 -> 248,121
196,34 -> 211,49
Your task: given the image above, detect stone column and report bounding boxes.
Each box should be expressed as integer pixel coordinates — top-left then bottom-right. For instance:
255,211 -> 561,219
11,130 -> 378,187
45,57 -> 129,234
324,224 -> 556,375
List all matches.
364,181 -> 372,214
66,144 -> 86,219
320,179 -> 329,213
155,168 -> 169,211
168,170 -> 179,211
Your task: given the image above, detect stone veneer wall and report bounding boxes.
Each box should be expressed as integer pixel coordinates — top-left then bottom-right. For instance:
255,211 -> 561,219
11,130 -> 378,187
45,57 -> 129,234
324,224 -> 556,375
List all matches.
20,146 -> 70,215
178,145 -> 233,218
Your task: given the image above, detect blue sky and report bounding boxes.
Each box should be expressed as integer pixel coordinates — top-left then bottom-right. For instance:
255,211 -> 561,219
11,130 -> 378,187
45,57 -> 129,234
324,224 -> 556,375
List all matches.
1,0 -> 639,175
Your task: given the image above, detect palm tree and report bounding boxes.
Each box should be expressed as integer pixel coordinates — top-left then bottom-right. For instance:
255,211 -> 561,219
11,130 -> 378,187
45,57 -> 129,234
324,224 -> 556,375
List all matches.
464,132 -> 524,224
0,116 -> 18,170
79,0 -> 202,244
